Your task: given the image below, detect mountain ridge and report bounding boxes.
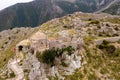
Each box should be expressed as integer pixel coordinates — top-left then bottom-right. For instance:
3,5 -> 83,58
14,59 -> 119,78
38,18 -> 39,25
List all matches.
0,0 -> 116,31
0,12 -> 120,80
103,0 -> 120,15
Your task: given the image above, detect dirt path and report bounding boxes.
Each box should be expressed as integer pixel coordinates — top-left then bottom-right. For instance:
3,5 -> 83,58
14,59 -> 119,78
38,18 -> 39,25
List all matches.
94,36 -> 120,45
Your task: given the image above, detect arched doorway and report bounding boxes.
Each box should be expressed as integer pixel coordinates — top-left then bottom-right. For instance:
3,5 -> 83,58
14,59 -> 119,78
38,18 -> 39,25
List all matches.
18,45 -> 23,51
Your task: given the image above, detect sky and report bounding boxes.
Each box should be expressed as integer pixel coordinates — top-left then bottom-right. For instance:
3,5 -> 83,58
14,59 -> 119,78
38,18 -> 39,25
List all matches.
0,0 -> 33,11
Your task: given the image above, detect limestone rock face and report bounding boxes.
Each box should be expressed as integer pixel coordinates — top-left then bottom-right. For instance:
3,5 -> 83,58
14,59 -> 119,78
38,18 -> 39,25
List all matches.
22,49 -> 82,80
21,41 -> 82,80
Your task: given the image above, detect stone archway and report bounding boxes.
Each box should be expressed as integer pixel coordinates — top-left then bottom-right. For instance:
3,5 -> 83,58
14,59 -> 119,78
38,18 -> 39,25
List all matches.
18,45 -> 23,51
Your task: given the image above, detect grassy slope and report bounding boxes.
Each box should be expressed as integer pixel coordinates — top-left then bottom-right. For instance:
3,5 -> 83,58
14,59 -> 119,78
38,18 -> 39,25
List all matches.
0,27 -> 39,69
40,13 -> 120,80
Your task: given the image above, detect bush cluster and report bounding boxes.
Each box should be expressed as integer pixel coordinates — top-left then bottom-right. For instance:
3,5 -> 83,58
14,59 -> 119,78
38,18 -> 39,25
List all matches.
90,20 -> 100,24
97,40 -> 116,55
36,46 -> 75,66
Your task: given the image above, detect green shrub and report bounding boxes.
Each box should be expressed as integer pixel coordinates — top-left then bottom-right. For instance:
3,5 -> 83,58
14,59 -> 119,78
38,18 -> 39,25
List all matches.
38,46 -> 75,66
83,36 -> 94,45
90,20 -> 100,24
98,44 -> 105,49
65,72 -> 83,80
114,49 -> 120,57
48,76 -> 58,80
18,60 -> 23,66
10,72 -> 15,78
41,48 -> 56,66
100,68 -> 108,74
36,51 -> 42,62
102,40 -> 109,45
98,40 -> 110,49
117,40 -> 120,43
98,42 -> 116,55
24,69 -> 30,73
61,61 -> 68,67
63,46 -> 75,55
106,45 -> 116,54
98,33 -> 103,36
114,27 -> 119,31
88,74 -> 97,80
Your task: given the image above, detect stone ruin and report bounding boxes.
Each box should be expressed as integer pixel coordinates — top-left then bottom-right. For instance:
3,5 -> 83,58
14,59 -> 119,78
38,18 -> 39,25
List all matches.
15,30 -> 84,80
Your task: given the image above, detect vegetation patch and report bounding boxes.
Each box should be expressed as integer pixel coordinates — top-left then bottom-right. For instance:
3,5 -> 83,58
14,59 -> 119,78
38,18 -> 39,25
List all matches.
106,18 -> 120,24
65,70 -> 84,80
100,68 -> 108,74
9,72 -> 15,78
36,46 -> 75,66
89,20 -> 100,24
97,40 -> 116,55
48,76 -> 58,80
88,73 -> 97,80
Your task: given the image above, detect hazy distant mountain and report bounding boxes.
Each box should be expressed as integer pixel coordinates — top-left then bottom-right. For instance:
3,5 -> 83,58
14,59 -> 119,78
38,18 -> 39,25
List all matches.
103,1 -> 120,15
0,0 -> 114,31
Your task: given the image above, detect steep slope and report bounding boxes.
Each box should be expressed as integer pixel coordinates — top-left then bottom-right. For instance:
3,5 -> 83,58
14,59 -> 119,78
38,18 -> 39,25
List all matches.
0,0 -> 65,31
57,0 -> 113,13
0,12 -> 120,80
0,27 -> 38,72
94,0 -> 118,13
0,0 -> 114,31
103,1 -> 120,15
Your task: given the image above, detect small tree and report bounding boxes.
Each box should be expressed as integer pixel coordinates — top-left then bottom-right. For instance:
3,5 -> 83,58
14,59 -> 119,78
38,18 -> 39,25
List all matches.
41,48 -> 56,66
39,46 -> 75,66
106,45 -> 116,54
102,40 -> 109,45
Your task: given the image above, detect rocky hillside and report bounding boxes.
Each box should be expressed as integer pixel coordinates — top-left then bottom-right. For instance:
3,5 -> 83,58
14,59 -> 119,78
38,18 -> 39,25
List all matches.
0,12 -> 120,80
103,1 -> 120,15
0,27 -> 38,69
0,0 -> 115,31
